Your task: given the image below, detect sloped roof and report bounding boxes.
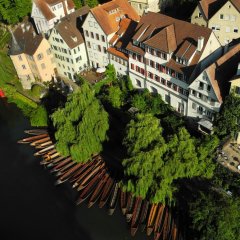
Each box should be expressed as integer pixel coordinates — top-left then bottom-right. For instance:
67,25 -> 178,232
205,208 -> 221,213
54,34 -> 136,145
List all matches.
55,6 -> 90,49
107,47 -> 128,60
91,0 -> 139,35
9,21 -> 43,56
127,12 -> 212,80
34,0 -> 75,21
206,43 -> 240,103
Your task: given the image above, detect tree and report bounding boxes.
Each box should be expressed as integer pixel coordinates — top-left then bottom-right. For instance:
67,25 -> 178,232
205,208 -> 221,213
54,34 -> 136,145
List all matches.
0,0 -> 31,24
122,113 -> 167,201
84,0 -> 99,8
51,81 -> 109,162
30,105 -> 48,127
73,0 -> 82,9
106,86 -> 123,108
215,94 -> 240,138
189,191 -> 240,240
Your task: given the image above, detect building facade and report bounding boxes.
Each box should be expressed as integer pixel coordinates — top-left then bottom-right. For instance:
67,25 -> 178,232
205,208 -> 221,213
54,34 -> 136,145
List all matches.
191,0 -> 240,45
126,12 -> 222,116
31,0 -> 75,34
82,0 -> 139,69
9,22 -> 56,89
48,7 -> 90,80
128,0 -> 161,15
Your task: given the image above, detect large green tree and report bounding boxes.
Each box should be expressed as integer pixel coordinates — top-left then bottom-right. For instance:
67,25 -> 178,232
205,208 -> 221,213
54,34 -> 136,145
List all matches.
51,82 -> 109,162
122,116 -> 217,204
215,94 -> 240,137
189,191 -> 240,240
0,0 -> 31,24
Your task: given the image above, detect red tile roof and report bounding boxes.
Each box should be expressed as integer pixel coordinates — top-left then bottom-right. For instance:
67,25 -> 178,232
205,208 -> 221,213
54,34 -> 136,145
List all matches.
108,47 -> 128,60
91,0 -> 139,35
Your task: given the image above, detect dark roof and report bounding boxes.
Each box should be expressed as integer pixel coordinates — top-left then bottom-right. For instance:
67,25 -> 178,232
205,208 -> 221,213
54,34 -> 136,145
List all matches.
55,6 -> 90,49
9,22 -> 43,56
206,43 -> 240,103
126,12 -> 212,80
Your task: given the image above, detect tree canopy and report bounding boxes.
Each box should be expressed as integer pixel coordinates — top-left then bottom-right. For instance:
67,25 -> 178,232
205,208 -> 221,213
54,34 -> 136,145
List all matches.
189,191 -> 240,240
0,0 -> 31,24
30,105 -> 48,127
51,82 -> 109,162
215,94 -> 240,138
122,114 -> 217,204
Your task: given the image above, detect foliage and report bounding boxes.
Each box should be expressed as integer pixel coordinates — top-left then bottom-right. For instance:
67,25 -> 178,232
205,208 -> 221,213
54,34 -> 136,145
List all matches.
189,191 -> 240,240
131,89 -> 168,115
105,64 -> 117,81
30,105 -> 48,127
0,0 -> 31,24
122,113 -> 167,201
82,0 -> 99,8
73,0 -> 82,9
51,81 -> 109,162
105,85 -> 123,108
122,115 -> 217,204
214,94 -> 240,138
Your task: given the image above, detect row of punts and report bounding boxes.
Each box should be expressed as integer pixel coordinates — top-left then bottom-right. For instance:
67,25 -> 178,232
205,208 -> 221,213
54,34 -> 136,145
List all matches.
18,129 -> 182,240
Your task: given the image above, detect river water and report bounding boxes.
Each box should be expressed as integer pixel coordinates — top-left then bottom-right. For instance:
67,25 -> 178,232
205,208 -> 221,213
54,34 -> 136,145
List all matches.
0,99 -> 150,240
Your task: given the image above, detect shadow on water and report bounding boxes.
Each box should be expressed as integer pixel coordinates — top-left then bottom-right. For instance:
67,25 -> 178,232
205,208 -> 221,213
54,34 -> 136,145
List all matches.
0,100 -> 150,240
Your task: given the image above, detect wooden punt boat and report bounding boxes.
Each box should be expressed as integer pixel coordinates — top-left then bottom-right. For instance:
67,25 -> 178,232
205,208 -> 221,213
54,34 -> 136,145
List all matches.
72,160 -> 101,188
43,149 -> 57,160
168,214 -> 174,240
24,129 -> 48,135
44,155 -> 66,167
34,145 -> 55,156
36,140 -> 53,148
88,174 -> 109,208
99,177 -> 114,208
56,163 -> 83,185
126,195 -> 135,223
146,203 -> 158,236
120,190 -> 128,215
108,182 -> 119,215
162,208 -> 170,240
51,157 -> 72,172
77,162 -> 105,191
153,205 -> 165,240
45,152 -> 60,162
18,133 -> 48,143
55,161 -> 76,176
69,161 -> 93,183
30,137 -> 50,146
139,200 -> 150,232
76,170 -> 105,205
130,197 -> 143,236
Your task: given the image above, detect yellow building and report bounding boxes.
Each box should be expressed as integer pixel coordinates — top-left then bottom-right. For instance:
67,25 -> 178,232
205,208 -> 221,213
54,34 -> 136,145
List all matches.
9,21 -> 56,89
191,0 -> 240,45
128,0 -> 161,16
230,62 -> 240,95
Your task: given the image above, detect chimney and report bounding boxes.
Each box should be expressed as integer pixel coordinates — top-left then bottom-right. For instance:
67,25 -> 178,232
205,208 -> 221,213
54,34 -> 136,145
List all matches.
197,36 -> 204,52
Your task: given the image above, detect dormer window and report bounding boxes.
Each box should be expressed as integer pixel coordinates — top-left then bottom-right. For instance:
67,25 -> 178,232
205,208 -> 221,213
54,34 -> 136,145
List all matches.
116,17 -> 120,22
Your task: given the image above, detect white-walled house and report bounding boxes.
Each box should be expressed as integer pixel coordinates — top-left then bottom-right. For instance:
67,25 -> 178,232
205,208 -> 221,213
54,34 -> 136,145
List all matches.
188,42 -> 240,121
126,12 -> 222,116
82,0 -> 139,69
31,0 -> 75,34
48,7 -> 90,81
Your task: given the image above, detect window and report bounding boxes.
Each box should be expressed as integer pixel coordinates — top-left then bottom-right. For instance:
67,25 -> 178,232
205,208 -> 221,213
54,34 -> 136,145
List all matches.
85,30 -> 89,37
46,48 -> 51,55
151,86 -> 158,94
89,21 -> 93,27
178,87 -> 183,94
90,32 -> 94,38
192,102 -> 197,110
198,106 -> 203,114
220,14 -> 224,19
234,27 -> 238,33
103,47 -> 107,54
207,85 -> 211,91
96,33 -> 99,40
131,63 -> 134,70
198,12 -> 202,17
198,93 -> 202,98
22,64 -> 26,70
165,95 -> 170,104
41,63 -> 46,69
97,45 -> 101,52
226,26 -> 230,33
155,75 -> 160,82
87,41 -> 91,48
94,22 -> 98,28
199,82 -> 204,90
101,35 -> 105,42
161,78 -> 166,85
37,53 -> 43,60
136,79 -> 141,87
216,25 -> 220,31
150,60 -> 155,68
139,4 -> 142,9
18,55 -> 23,61
192,89 -> 196,96
178,103 -> 184,114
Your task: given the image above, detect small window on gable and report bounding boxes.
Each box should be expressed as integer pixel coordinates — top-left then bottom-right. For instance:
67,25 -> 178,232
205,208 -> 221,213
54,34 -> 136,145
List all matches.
220,14 -> 224,19
207,85 -> 211,91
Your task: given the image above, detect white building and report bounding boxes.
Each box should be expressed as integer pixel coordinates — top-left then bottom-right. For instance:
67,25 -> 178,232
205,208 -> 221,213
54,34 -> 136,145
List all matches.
82,0 -> 139,69
31,0 -> 75,34
126,12 -> 222,116
48,7 -> 90,81
128,0 -> 161,16
188,42 -> 240,121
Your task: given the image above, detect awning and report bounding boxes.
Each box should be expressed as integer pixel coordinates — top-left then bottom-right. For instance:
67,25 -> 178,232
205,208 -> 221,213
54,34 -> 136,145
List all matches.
96,67 -> 106,73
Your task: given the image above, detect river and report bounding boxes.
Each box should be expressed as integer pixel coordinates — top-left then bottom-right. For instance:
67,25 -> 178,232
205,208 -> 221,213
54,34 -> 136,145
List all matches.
0,99 -> 150,240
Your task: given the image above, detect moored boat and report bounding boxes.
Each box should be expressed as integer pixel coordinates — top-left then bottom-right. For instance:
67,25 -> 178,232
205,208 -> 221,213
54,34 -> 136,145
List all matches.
147,203 -> 158,236
24,129 -> 48,135
30,137 -> 50,146
51,157 -> 72,172
130,197 -> 143,236
139,200 -> 150,232
18,133 -> 49,144
99,177 -> 114,208
55,161 -> 76,176
34,145 -> 55,156
108,182 -> 119,215
88,173 -> 109,208
126,194 -> 135,223
120,190 -> 128,215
